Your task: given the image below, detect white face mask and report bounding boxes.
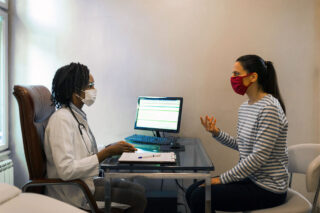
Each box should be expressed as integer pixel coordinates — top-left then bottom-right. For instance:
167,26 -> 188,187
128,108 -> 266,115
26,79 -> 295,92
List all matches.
80,89 -> 97,106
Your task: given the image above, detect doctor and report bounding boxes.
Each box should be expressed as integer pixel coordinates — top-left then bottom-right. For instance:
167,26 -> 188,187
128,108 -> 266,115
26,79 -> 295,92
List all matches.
44,62 -> 147,213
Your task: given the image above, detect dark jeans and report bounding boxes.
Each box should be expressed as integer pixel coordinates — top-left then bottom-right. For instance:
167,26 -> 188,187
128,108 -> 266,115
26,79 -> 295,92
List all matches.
94,178 -> 147,213
186,178 -> 287,213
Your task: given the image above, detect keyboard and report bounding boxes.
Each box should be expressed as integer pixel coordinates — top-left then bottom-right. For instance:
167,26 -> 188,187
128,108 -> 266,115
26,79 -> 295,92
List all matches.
125,134 -> 174,145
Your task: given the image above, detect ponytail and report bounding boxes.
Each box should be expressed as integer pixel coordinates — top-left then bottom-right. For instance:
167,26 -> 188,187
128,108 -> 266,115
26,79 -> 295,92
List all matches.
263,61 -> 286,114
236,55 -> 286,114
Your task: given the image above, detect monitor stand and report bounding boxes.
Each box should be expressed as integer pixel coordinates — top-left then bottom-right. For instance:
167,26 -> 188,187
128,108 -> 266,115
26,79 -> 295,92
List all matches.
156,131 -> 185,151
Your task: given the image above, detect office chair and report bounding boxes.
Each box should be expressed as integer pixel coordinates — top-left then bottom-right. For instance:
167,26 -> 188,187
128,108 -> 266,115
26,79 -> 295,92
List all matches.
13,85 -> 103,213
244,143 -> 320,213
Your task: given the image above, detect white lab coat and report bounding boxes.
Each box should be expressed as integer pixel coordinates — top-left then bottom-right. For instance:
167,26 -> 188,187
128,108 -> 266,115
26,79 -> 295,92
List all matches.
44,104 -> 99,209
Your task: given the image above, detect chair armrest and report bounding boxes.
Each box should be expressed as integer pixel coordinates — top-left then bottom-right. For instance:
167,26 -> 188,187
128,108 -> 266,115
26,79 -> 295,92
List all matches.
306,155 -> 320,213
306,155 -> 320,192
22,179 -> 103,213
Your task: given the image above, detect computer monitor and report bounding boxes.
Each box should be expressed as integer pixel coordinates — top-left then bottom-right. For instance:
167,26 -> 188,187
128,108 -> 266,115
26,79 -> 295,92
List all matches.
134,97 -> 183,135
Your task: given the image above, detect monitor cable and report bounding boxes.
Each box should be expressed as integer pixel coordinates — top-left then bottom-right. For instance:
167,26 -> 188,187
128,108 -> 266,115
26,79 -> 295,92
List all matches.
177,202 -> 188,213
175,178 -> 188,213
160,179 -> 164,191
175,179 -> 186,193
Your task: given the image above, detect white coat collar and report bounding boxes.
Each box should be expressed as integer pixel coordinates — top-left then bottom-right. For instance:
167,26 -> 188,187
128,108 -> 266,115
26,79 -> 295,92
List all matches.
69,103 -> 87,121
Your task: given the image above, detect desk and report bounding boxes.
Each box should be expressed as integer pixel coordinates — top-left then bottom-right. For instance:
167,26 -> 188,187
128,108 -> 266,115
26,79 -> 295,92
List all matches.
101,138 -> 214,213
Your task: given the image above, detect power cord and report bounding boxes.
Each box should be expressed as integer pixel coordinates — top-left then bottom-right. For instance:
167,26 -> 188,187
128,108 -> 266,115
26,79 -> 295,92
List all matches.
175,179 -> 188,213
159,179 -> 188,212
160,179 -> 164,191
177,202 -> 188,213
175,179 -> 186,193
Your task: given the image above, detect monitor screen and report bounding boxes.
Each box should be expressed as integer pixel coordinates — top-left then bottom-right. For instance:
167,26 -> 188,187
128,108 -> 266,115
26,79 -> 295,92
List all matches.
134,97 -> 183,133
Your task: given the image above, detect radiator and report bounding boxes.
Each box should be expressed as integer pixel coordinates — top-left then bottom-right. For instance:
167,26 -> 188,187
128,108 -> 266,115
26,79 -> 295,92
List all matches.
0,159 -> 14,185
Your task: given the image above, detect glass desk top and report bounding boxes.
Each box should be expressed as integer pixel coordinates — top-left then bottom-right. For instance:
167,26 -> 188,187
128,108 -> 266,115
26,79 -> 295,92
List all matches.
101,138 -> 214,172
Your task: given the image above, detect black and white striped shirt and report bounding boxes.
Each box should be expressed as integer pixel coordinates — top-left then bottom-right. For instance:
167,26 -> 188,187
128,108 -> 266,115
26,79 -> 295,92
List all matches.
215,94 -> 288,193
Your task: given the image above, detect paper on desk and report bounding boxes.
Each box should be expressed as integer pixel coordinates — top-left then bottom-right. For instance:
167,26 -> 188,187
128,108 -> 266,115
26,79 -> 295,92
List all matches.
119,152 -> 176,163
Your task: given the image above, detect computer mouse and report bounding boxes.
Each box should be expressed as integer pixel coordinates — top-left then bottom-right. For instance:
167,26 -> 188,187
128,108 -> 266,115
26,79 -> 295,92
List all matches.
170,142 -> 181,149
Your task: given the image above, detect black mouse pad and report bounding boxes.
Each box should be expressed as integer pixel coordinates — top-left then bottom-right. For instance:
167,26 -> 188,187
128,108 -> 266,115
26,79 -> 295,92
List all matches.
160,144 -> 185,152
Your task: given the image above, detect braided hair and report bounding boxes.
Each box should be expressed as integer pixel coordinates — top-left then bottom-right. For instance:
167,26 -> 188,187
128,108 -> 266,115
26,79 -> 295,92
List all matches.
51,62 -> 89,108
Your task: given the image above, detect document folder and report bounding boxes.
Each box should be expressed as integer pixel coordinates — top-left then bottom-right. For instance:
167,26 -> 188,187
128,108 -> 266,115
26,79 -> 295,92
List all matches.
118,152 -> 176,164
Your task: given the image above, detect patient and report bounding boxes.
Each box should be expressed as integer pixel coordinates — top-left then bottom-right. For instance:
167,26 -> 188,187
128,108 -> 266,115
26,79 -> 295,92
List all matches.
44,62 -> 147,213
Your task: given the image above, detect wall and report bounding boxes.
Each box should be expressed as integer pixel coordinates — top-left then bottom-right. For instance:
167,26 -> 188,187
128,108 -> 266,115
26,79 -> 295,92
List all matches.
9,0 -> 319,203
317,1 -> 320,143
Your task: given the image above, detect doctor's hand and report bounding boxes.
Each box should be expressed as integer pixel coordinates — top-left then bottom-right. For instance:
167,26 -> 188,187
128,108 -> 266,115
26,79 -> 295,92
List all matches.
200,115 -> 220,137
97,141 -> 137,163
107,141 -> 137,156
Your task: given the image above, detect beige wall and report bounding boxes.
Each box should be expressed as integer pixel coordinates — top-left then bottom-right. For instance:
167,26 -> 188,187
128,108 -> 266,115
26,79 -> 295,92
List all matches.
317,0 -> 320,142
9,0 -> 319,204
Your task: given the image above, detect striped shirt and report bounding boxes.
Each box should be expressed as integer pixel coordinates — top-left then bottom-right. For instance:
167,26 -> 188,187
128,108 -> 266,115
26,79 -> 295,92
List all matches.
215,94 -> 288,193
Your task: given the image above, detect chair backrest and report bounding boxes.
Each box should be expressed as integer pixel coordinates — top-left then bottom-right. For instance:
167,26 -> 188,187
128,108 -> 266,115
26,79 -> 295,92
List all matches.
13,85 -> 55,180
288,143 -> 320,192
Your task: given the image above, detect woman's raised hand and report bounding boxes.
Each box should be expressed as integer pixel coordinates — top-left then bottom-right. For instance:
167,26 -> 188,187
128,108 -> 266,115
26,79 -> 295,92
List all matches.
200,115 -> 220,136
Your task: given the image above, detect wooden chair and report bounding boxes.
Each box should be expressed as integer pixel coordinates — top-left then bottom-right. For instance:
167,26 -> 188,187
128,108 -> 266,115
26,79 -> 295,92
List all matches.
13,85 -> 103,213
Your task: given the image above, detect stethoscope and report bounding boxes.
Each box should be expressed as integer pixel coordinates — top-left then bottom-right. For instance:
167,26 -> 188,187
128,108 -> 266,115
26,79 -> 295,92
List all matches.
68,106 -> 93,155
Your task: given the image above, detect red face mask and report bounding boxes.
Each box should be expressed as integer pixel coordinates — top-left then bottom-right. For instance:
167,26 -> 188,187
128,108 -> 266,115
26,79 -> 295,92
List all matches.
230,73 -> 252,95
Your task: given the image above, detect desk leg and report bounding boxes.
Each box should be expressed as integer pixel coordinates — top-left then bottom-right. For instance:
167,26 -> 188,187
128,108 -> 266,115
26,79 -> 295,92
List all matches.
104,176 -> 111,213
193,170 -> 198,183
205,177 -> 211,213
